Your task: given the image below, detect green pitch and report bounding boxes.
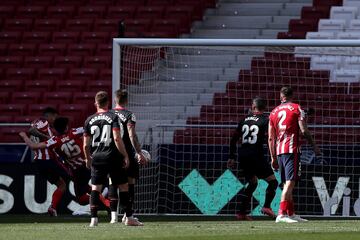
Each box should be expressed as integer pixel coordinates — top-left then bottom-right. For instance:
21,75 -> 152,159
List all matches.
0,215 -> 359,240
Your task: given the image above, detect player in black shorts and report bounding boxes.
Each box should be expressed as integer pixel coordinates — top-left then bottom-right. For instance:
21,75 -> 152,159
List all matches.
83,91 -> 142,227
111,89 -> 147,224
228,97 -> 278,220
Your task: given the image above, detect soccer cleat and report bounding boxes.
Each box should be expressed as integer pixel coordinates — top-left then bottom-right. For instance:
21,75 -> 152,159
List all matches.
89,217 -> 98,227
275,215 -> 298,223
122,213 -> 139,224
125,216 -> 144,226
261,207 -> 276,219
47,206 -> 57,217
236,213 -> 253,221
289,215 -> 308,222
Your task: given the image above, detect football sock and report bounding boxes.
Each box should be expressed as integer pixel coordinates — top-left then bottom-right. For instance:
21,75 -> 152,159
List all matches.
264,179 -> 278,208
128,184 -> 135,211
239,181 -> 257,214
120,191 -> 134,218
279,200 -> 288,216
90,190 -> 100,218
287,200 -> 295,216
108,185 -> 118,212
51,188 -> 64,209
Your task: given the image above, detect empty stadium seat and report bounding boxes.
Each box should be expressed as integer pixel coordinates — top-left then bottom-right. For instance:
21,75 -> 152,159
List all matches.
0,5 -> 15,18
53,56 -> 83,68
0,56 -> 23,68
306,31 -> 336,39
6,68 -> 35,80
78,6 -> 106,18
56,80 -> 84,91
43,92 -> 73,104
52,31 -> 80,43
0,127 -> 30,143
46,6 -> 76,18
0,104 -> 26,116
38,43 -> 67,56
67,43 -> 96,56
73,92 -> 97,104
16,6 -> 45,18
80,32 -> 109,43
86,80 -> 111,93
28,104 -> 58,116
0,92 -> 10,104
96,43 -> 112,56
136,6 -> 164,19
337,31 -> 360,39
24,56 -> 53,68
330,6 -> 357,24
0,116 -> 13,123
4,19 -> 33,31
0,80 -> 24,92
0,32 -> 22,44
94,19 -> 120,32
332,69 -> 360,83
22,32 -> 51,44
25,79 -> 55,92
318,19 -> 346,31
83,56 -> 111,68
68,68 -> 98,80
65,18 -> 94,31
106,6 -> 136,18
11,92 -> 42,104
37,68 -> 66,80
301,6 -> 330,20
33,19 -> 63,31
8,43 -> 37,56
13,115 -> 38,123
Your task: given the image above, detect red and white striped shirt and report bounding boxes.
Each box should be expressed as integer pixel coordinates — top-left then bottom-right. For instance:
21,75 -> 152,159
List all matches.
29,119 -> 55,161
269,102 -> 305,155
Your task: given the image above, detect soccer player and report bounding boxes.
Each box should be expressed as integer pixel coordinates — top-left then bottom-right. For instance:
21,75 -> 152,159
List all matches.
111,89 -> 146,224
19,117 -> 109,208
27,110 -> 70,216
83,91 -> 142,227
228,97 -> 278,220
268,87 -> 321,223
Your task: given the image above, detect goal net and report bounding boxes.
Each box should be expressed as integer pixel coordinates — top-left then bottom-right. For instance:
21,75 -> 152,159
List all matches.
113,39 -> 360,217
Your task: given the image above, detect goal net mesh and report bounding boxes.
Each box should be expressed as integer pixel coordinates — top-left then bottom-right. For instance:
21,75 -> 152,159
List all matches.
116,43 -> 360,216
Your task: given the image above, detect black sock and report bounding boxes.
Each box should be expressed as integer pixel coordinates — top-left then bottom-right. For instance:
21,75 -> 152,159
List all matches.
90,190 -> 100,218
119,191 -> 134,217
128,184 -> 135,210
239,181 -> 257,214
108,185 -> 118,212
264,179 -> 278,208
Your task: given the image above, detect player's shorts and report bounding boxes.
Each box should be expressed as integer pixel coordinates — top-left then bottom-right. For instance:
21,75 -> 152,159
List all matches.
36,159 -> 71,185
91,160 -> 127,185
72,165 -> 91,197
127,153 -> 139,179
238,149 -> 274,181
277,153 -> 301,183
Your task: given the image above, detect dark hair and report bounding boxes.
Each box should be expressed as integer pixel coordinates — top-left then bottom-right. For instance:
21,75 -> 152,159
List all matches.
252,97 -> 266,111
42,107 -> 58,117
53,117 -> 69,134
115,89 -> 128,105
280,86 -> 293,98
95,91 -> 109,108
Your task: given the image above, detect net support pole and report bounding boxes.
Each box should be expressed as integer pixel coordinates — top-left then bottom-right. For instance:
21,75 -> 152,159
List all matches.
112,39 -> 121,107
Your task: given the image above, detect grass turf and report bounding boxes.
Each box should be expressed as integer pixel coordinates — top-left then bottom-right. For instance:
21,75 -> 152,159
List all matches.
0,215 -> 359,240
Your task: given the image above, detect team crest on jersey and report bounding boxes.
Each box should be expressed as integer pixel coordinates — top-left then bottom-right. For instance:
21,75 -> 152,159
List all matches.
131,114 -> 136,122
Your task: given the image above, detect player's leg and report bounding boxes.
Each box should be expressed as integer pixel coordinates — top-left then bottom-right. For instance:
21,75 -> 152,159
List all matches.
236,175 -> 258,221
123,156 -> 140,222
261,174 -> 278,218
89,165 -> 107,227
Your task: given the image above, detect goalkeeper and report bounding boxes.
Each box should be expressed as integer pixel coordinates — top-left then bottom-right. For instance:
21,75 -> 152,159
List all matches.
228,97 -> 278,220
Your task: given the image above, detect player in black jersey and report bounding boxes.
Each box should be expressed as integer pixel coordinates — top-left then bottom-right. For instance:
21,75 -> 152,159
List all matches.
83,91 -> 141,227
228,97 -> 278,220
111,89 -> 147,224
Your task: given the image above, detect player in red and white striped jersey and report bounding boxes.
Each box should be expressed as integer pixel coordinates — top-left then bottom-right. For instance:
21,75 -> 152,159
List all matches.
268,87 -> 321,223
27,108 -> 70,217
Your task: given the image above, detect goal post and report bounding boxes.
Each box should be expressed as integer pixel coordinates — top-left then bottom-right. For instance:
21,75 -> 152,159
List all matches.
112,38 -> 360,217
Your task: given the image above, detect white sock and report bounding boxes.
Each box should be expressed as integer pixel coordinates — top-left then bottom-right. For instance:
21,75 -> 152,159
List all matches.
111,211 -> 118,221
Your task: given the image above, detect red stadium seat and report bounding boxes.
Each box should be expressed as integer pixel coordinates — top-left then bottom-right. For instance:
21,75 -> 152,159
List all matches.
88,0 -> 114,5
94,19 -> 120,32
98,69 -> 112,80
73,92 -> 97,104
46,6 -> 76,18
0,104 -> 26,116
78,6 -> 106,18
28,104 -> 58,116
16,6 -> 45,18
67,43 -> 96,56
123,19 -> 152,33
86,80 -> 111,93
114,0 -> 145,6
37,68 -> 67,80
147,0 -> 174,5
54,56 -> 83,68
0,92 -> 10,104
0,127 -> 29,143
143,31 -> 176,38
6,68 -> 35,80
152,19 -> 181,36
0,80 -> 24,92
0,6 -> 16,18
0,116 -> 13,123
8,43 -> 37,56
43,92 -> 73,104
80,32 -> 109,44
56,80 -> 84,92
38,43 -> 67,56
68,68 -> 98,81
22,32 -> 51,44
52,32 -> 80,43
24,56 -> 53,68
3,19 -> 33,31
13,115 -> 38,123
11,92 -> 42,104
301,6 -> 330,20
0,32 -> 22,44
173,2 -> 203,20
277,32 -> 307,39
57,0 -> 87,5
289,19 -> 318,32
96,43 -> 112,56
33,19 -> 63,31
58,104 -> 88,125
83,56 -> 111,68
0,56 -> 23,68
136,6 -> 164,19
0,44 -> 8,55
313,0 -> 342,7
106,6 -> 136,19
28,0 -> 56,5
65,19 -> 94,31
25,79 -> 55,92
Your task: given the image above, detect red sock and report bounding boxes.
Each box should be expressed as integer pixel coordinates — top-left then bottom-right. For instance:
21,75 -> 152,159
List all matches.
78,194 -> 90,205
51,188 -> 64,209
278,201 -> 288,216
287,200 -> 295,216
99,194 -> 110,208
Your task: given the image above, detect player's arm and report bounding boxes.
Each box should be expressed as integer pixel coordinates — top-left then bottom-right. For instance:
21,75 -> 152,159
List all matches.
127,123 -> 147,165
28,127 -> 50,140
19,132 -> 47,150
83,134 -> 92,169
113,128 -> 129,168
298,118 -> 321,155
268,121 -> 278,171
227,125 -> 241,169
